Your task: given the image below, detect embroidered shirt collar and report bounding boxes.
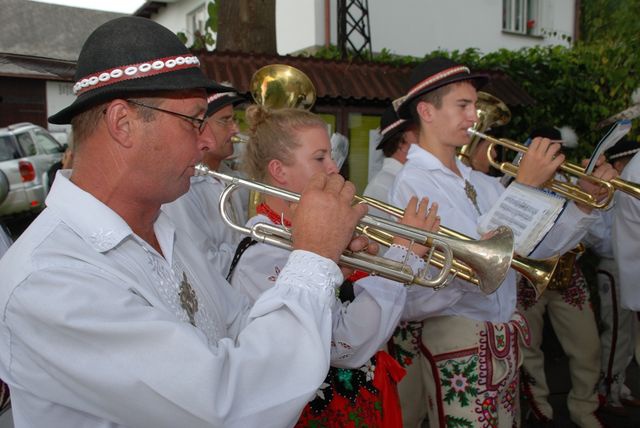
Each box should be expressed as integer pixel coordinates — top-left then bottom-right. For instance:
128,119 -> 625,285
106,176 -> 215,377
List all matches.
46,171 -> 175,255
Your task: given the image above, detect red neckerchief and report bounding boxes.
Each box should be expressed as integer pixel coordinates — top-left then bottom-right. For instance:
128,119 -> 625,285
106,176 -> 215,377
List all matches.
256,203 -> 292,228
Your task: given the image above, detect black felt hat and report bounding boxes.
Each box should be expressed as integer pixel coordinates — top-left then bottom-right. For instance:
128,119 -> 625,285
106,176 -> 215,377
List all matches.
375,106 -> 412,150
49,17 -> 219,124
395,57 -> 488,119
206,84 -> 247,116
606,138 -> 640,161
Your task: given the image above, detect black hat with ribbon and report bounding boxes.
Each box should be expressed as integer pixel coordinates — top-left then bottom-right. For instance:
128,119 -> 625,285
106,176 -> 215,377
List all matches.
606,138 -> 640,161
395,57 -> 488,119
376,106 -> 412,150
49,16 -> 221,124
206,84 -> 247,117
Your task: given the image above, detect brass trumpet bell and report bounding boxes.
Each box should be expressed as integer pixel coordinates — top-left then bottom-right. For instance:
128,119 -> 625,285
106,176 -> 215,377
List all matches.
250,64 -> 316,110
359,195 -> 558,297
458,91 -> 511,164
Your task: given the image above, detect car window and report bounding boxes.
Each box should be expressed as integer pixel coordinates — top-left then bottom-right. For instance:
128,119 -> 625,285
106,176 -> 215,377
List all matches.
16,132 -> 36,156
34,131 -> 63,154
0,136 -> 18,161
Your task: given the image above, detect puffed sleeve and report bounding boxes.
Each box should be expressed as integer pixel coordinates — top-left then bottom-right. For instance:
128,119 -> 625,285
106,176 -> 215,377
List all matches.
3,251 -> 341,428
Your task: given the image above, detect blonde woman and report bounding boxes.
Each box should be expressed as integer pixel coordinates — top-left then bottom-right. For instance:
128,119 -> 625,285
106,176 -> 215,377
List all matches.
228,105 -> 459,427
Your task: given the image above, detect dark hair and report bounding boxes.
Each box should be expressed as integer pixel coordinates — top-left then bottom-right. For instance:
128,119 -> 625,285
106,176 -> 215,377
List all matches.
409,80 -> 475,124
382,133 -> 405,157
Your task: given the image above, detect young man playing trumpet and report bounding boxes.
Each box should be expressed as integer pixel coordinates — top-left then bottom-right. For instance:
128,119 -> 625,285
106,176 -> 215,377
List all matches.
391,57 -> 617,427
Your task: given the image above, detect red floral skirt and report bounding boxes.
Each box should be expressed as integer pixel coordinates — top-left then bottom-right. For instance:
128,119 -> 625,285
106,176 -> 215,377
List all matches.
296,350 -> 405,428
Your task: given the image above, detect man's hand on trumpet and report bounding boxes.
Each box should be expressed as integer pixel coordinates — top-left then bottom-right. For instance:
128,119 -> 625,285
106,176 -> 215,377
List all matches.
291,173 -> 368,264
515,137 -> 565,187
575,155 -> 618,214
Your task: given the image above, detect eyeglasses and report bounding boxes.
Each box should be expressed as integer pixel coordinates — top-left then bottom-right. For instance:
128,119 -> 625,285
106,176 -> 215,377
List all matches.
211,116 -> 238,128
127,100 -> 208,133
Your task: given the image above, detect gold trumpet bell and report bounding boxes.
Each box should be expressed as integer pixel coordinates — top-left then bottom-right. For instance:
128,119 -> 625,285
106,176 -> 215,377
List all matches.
250,64 -> 316,110
458,91 -> 511,164
358,195 -> 558,296
445,225 -> 514,294
511,254 -> 559,298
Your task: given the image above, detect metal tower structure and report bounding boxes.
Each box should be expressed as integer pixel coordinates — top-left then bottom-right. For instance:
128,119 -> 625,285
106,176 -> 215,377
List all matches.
337,0 -> 372,61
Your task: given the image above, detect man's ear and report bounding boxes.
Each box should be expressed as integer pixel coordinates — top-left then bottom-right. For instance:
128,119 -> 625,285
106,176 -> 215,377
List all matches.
416,101 -> 435,123
267,159 -> 288,186
103,99 -> 135,148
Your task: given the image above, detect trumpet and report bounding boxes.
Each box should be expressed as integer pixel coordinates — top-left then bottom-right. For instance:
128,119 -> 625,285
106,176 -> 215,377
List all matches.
468,128 -> 640,209
458,91 -> 511,166
230,133 -> 249,144
359,196 -> 558,298
195,164 -> 515,293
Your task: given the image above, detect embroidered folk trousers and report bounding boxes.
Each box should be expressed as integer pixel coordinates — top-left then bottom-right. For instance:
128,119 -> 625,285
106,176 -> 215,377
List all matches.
596,257 -> 637,406
518,268 -> 602,428
419,314 -> 528,428
388,321 -> 429,428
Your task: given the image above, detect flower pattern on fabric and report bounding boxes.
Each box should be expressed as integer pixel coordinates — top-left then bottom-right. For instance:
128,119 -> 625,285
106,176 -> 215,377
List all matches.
501,374 -> 519,418
267,265 -> 281,282
446,415 -> 475,427
560,267 -> 590,310
298,354 -> 386,427
360,360 -> 376,383
475,395 -> 498,428
305,358 -> 377,414
388,321 -> 423,368
424,315 -> 528,428
517,276 -> 538,311
88,228 -> 118,251
440,356 -> 480,407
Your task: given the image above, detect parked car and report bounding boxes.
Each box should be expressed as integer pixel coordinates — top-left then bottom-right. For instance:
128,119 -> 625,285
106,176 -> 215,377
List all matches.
0,122 -> 66,217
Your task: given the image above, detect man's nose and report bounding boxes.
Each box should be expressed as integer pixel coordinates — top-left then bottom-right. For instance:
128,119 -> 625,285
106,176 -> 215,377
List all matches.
198,123 -> 217,150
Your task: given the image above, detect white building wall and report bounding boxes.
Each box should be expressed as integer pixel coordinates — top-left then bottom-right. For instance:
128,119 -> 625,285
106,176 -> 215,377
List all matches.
45,81 -> 75,136
149,0 -> 208,45
143,0 -> 574,56
275,0 -> 575,56
276,0 -> 325,54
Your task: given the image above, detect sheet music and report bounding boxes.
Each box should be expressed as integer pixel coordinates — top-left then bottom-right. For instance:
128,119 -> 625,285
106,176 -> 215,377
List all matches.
586,120 -> 631,174
478,182 -> 565,255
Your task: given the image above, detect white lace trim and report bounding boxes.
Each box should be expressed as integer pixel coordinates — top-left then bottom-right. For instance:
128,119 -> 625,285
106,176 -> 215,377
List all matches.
275,250 -> 342,299
388,244 -> 426,272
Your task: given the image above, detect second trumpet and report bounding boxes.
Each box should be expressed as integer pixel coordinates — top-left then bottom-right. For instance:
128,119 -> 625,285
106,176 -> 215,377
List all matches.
195,164 -> 514,294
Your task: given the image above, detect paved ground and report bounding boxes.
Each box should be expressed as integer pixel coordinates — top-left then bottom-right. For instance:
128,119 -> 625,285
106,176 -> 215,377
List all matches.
522,317 -> 640,428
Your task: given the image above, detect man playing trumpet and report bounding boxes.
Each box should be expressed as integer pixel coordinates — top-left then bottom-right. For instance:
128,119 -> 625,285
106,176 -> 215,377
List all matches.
391,57 -> 617,427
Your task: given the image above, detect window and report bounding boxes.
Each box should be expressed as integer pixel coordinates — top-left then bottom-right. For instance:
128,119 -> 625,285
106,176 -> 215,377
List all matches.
16,132 -> 36,157
0,136 -> 17,161
187,3 -> 208,39
347,113 -> 381,194
33,131 -> 63,154
502,0 -> 539,36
